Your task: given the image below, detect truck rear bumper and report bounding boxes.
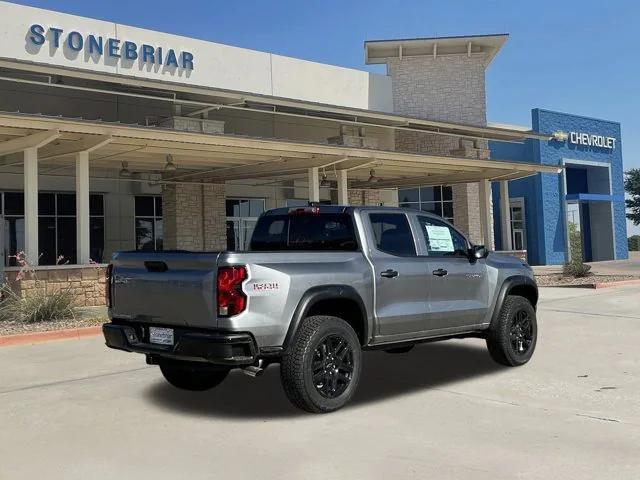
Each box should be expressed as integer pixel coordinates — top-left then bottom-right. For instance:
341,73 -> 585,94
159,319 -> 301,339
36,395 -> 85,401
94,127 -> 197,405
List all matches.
103,322 -> 257,366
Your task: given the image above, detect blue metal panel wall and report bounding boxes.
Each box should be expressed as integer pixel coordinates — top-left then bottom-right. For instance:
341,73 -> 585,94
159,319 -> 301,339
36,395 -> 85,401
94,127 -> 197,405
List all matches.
490,108 -> 627,265
533,109 -> 627,262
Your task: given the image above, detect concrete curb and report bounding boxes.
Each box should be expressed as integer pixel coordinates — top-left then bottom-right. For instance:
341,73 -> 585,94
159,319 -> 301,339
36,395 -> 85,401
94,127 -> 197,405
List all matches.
591,279 -> 640,289
545,279 -> 640,289
0,325 -> 102,347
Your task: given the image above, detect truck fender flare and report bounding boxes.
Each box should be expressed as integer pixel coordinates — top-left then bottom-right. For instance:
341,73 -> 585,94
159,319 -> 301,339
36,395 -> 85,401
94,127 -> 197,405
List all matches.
283,285 -> 369,351
490,275 -> 538,327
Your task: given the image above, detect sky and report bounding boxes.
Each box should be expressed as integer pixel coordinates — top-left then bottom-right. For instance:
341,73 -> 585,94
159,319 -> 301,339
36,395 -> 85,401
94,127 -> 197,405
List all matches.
12,0 -> 640,235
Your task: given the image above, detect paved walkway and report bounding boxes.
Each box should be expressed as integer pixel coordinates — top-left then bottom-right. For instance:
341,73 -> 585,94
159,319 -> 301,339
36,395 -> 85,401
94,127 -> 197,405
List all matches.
1,285 -> 639,479
533,251 -> 640,276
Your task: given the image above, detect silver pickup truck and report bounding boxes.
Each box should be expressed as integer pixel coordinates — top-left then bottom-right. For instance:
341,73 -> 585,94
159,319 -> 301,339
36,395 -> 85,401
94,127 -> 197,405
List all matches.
103,205 -> 538,413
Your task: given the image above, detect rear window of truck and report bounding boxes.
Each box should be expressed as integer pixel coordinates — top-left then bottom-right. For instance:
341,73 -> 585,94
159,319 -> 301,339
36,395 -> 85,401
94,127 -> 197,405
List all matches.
249,213 -> 358,251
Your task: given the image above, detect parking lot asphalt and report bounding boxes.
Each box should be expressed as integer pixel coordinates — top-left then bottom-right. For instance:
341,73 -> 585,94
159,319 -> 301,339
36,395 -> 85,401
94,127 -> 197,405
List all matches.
1,286 -> 639,480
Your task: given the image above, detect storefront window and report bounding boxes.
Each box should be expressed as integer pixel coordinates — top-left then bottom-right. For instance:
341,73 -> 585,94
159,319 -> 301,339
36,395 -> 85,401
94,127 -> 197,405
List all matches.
1,192 -> 105,266
398,186 -> 454,223
226,198 -> 265,251
510,199 -> 526,251
135,196 -> 163,251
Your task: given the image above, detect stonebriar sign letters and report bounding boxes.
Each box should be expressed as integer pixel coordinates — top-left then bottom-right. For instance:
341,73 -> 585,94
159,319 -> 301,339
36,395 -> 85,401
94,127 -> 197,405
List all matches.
28,24 -> 195,70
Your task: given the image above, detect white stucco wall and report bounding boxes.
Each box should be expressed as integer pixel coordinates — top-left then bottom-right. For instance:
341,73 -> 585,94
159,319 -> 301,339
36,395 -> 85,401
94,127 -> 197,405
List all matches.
0,1 -> 393,112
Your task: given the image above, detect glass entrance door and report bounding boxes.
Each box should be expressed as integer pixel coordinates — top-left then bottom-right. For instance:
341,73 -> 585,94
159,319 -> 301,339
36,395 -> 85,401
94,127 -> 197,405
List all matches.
566,202 -> 584,262
225,198 -> 265,251
509,199 -> 526,251
226,218 -> 258,251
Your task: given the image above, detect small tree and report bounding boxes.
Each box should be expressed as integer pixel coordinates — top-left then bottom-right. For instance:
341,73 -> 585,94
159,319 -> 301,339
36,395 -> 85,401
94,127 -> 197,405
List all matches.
625,169 -> 640,226
563,221 -> 591,277
567,221 -> 583,262
629,235 -> 640,252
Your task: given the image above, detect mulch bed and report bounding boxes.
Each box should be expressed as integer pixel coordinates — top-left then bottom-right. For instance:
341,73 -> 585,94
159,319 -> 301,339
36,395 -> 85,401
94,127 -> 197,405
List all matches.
535,274 -> 640,287
0,315 -> 106,337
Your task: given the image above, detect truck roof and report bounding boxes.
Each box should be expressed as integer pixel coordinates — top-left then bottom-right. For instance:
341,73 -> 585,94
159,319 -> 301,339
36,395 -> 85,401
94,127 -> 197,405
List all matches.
262,204 -> 443,220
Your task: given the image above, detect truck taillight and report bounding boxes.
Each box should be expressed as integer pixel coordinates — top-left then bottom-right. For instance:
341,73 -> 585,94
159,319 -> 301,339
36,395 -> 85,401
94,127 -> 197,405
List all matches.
105,263 -> 113,308
217,266 -> 247,316
288,206 -> 320,215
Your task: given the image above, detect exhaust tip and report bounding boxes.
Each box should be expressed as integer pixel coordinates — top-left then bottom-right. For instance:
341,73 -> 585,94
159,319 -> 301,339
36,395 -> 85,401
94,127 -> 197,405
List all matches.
241,365 -> 264,378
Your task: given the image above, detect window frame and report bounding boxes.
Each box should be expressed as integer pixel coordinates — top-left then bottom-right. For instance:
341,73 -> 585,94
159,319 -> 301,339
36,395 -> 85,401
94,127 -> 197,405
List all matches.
226,197 -> 266,251
398,186 -> 454,224
134,195 -> 163,251
226,197 -> 266,220
1,191 -> 105,266
1,191 -> 25,266
413,214 -> 470,258
509,197 -> 527,251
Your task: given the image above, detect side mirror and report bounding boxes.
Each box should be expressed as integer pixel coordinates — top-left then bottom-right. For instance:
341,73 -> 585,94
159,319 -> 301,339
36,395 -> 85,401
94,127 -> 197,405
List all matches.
469,245 -> 488,260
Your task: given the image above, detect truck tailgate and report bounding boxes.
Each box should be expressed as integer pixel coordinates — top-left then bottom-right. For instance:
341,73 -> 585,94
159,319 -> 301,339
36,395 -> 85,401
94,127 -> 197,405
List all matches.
109,251 -> 220,329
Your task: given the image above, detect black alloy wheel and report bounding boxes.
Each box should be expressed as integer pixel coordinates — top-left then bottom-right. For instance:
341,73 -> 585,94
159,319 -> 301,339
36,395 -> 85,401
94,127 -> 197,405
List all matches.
509,309 -> 534,356
312,334 -> 355,398
280,315 -> 362,413
486,294 -> 537,367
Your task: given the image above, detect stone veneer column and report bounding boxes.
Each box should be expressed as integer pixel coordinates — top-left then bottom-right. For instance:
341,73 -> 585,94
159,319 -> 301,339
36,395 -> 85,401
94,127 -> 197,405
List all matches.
347,189 -> 381,206
163,182 -> 227,251
386,54 -> 493,247
203,183 -> 227,250
452,183 -> 482,244
449,139 -> 487,245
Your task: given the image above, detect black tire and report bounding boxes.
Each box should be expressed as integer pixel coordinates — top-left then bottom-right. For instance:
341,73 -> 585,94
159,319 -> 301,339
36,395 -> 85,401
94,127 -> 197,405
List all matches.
486,295 -> 537,367
384,345 -> 415,354
280,315 -> 362,413
159,360 -> 229,391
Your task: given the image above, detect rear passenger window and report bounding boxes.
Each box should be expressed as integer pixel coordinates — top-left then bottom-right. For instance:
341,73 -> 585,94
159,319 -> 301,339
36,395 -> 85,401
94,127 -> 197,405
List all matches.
369,213 -> 416,256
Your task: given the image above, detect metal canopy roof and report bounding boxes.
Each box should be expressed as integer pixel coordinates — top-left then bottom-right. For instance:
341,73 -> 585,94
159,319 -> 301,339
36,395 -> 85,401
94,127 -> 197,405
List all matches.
0,59 -> 549,144
0,112 -> 560,188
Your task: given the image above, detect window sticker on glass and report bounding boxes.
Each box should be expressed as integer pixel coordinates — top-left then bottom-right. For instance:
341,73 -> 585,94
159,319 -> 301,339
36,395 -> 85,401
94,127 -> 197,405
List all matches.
425,225 -> 454,252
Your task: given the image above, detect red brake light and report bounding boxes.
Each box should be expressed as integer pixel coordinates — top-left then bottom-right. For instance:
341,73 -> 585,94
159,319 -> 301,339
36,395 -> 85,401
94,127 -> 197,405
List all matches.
105,264 -> 113,308
217,266 -> 247,316
288,207 -> 320,215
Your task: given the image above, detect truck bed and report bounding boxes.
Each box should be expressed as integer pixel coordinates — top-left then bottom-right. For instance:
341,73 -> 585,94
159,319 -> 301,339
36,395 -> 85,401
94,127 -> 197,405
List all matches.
109,251 -> 220,329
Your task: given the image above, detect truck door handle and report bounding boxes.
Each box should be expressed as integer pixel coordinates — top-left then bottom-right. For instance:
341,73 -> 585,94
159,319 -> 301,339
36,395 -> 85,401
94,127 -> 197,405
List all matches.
380,269 -> 399,278
432,268 -> 448,277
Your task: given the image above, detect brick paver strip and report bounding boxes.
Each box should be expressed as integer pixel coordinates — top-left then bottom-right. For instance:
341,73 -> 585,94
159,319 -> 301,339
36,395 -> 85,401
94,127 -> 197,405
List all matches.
0,326 -> 102,347
592,279 -> 640,289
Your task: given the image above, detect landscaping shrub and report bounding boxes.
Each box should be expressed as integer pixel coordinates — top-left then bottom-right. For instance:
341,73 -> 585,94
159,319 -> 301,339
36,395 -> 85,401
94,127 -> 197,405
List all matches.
562,261 -> 592,278
0,284 -> 76,323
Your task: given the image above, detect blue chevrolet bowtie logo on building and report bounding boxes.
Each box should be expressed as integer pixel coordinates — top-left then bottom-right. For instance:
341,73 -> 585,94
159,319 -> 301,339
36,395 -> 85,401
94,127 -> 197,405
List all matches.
28,24 -> 194,70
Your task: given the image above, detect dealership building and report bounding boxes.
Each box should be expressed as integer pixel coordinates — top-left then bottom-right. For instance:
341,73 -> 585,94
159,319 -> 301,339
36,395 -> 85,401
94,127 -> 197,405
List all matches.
0,2 -> 628,305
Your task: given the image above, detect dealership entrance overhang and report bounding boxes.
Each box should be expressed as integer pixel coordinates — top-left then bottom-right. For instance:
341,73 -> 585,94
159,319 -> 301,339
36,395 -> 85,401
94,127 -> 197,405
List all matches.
0,107 -> 558,267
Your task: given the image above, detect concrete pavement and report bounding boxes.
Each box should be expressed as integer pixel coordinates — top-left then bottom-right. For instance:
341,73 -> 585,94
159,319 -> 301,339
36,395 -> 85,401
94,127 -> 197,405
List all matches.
533,251 -> 640,276
585,251 -> 640,275
1,286 -> 639,479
